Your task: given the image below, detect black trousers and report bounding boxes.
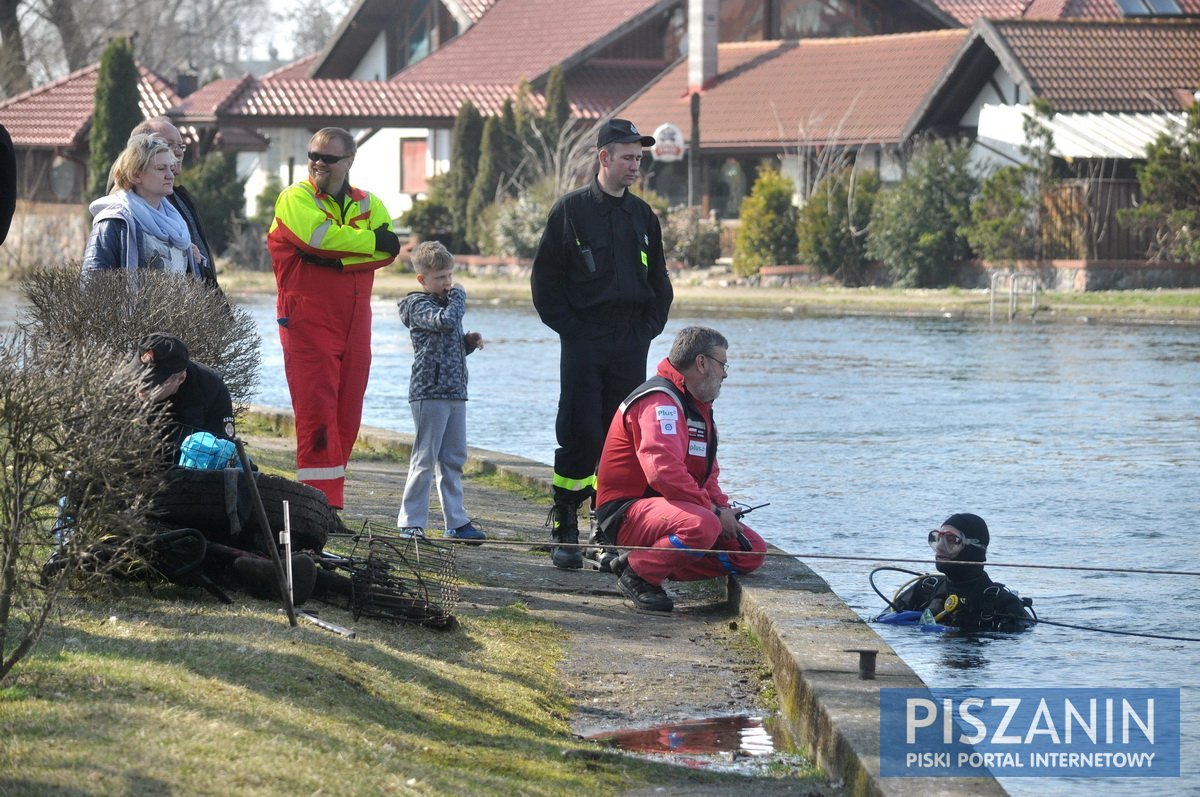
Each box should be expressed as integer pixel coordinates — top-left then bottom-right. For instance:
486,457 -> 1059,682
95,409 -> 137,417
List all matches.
552,323 -> 652,503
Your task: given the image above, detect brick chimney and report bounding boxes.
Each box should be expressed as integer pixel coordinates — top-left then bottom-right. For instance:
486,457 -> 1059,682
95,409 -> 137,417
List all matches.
175,72 -> 198,99
687,0 -> 718,93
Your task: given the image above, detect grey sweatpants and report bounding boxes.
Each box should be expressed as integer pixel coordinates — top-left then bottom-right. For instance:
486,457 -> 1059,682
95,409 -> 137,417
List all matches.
396,399 -> 469,530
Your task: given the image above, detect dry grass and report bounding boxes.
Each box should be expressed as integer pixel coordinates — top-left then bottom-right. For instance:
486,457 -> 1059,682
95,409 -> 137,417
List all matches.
0,416 -> 827,795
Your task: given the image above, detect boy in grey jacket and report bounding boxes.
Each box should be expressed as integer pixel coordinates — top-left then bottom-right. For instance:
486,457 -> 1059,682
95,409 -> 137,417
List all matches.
396,241 -> 486,543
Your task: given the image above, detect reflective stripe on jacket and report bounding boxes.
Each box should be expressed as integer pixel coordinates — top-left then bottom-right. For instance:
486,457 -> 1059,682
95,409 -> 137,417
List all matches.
267,178 -> 395,277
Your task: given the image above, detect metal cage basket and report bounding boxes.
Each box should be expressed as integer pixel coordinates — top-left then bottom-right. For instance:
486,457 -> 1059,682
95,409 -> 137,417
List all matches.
322,522 -> 459,630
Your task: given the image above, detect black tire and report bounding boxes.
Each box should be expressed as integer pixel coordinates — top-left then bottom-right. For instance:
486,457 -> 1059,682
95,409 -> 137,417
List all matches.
149,468 -> 331,551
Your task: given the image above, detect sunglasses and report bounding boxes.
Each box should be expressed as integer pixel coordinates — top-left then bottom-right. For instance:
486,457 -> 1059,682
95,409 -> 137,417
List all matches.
927,529 -> 983,550
308,151 -> 350,165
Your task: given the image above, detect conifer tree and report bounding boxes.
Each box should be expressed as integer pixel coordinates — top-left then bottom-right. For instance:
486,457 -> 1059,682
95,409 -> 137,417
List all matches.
179,151 -> 246,253
467,116 -> 504,250
499,98 -> 521,187
512,80 -> 539,156
86,37 -> 142,202
542,65 -> 570,145
443,101 -> 483,252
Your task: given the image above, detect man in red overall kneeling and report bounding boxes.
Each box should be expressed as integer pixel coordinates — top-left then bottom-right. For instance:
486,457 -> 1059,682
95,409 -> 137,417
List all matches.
595,326 -> 767,612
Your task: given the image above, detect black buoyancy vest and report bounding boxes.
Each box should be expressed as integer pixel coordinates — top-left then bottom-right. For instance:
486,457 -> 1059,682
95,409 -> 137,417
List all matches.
595,376 -> 718,544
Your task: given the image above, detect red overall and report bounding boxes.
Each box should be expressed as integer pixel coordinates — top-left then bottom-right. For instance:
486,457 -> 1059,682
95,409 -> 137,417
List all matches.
267,179 -> 395,508
596,358 -> 766,585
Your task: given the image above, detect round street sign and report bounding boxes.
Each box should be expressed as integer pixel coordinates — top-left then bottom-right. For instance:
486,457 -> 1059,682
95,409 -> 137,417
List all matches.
652,123 -> 686,162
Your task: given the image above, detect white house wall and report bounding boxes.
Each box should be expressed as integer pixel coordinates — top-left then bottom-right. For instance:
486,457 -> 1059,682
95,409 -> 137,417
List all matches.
355,127 -> 428,218
351,33 -> 389,82
238,127 -> 304,220
959,65 -> 1025,173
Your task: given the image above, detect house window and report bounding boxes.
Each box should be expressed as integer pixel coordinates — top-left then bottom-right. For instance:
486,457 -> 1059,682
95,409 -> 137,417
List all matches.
1114,0 -> 1181,14
400,138 -> 428,194
395,0 -> 436,70
774,0 -> 882,38
720,0 -> 766,41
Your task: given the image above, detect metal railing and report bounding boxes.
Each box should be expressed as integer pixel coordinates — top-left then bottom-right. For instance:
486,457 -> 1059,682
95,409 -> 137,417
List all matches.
989,271 -> 1039,322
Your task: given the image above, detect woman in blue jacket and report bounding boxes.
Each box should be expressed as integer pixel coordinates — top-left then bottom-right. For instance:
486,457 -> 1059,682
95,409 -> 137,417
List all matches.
82,133 -> 201,279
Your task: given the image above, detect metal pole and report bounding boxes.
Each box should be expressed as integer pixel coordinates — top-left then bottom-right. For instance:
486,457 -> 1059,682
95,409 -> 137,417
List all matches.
233,438 -> 298,627
281,500 -> 293,607
689,91 -> 700,207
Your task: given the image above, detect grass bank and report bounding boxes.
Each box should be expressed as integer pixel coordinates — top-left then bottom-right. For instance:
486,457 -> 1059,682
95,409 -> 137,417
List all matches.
217,268 -> 1200,325
1,417 -> 813,796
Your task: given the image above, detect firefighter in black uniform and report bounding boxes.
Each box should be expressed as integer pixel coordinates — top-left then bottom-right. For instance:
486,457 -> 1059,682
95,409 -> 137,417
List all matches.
532,119 -> 673,569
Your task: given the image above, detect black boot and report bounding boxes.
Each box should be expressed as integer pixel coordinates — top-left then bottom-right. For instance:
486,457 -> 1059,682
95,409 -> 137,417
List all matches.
547,501 -> 583,570
233,553 -> 317,605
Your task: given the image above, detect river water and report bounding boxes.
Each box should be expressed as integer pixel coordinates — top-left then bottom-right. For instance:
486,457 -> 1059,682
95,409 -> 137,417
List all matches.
233,293 -> 1199,796
5,288 -> 1197,794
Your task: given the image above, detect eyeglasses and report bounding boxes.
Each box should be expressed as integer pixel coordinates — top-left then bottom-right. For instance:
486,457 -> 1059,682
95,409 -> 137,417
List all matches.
702,353 -> 729,375
308,151 -> 351,165
168,144 -> 187,156
927,529 -> 983,551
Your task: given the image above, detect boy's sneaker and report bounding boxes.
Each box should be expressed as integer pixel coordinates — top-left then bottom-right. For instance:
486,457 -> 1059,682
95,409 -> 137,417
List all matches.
444,522 -> 486,546
398,527 -> 426,540
617,567 -> 673,613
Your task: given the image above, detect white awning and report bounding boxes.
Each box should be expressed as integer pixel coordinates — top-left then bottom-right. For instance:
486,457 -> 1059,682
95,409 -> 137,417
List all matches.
976,103 -> 1188,160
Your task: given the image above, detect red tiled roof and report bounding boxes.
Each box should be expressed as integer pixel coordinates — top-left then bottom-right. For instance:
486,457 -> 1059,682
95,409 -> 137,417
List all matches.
989,18 -> 1200,112
221,78 -> 518,122
0,63 -> 180,148
262,55 -> 318,82
204,58 -> 661,126
930,0 -> 1200,23
621,30 -> 968,150
171,75 -> 254,120
395,0 -> 667,85
930,1 -> 1032,25
566,60 -> 671,120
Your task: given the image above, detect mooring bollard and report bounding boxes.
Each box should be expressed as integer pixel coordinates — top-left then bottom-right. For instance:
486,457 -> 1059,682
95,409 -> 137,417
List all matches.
844,648 -> 878,680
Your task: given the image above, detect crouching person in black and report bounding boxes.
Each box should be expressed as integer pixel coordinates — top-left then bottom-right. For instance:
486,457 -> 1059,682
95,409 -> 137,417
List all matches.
132,333 -> 324,604
893,513 -> 1034,632
133,332 -> 235,464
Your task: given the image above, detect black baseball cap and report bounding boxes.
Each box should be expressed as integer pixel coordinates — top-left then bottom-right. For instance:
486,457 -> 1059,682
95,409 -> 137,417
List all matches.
136,332 -> 189,385
597,118 -> 655,149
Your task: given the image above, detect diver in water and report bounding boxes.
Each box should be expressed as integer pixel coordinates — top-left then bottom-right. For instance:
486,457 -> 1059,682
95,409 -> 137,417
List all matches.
890,513 -> 1034,632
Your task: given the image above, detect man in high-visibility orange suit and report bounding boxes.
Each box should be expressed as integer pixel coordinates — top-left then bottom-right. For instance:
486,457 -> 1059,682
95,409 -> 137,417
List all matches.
267,127 -> 400,508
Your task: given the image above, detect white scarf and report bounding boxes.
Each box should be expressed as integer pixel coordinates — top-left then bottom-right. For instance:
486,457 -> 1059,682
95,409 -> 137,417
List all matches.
126,189 -> 191,250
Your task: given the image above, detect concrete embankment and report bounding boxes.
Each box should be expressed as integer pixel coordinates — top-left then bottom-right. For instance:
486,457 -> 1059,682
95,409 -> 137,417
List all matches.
250,407 -> 1007,796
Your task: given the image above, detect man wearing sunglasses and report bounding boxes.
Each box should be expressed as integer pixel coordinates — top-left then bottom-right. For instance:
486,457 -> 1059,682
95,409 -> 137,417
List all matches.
892,513 -> 1033,632
267,127 -> 401,509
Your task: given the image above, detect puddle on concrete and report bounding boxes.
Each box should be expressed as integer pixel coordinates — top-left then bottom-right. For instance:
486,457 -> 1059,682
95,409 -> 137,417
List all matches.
586,715 -> 784,758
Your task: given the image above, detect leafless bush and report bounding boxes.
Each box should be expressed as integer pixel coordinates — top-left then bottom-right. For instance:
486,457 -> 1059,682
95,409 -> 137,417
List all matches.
0,332 -> 169,681
511,119 -> 597,199
0,201 -> 90,278
17,266 -> 260,411
219,219 -> 273,272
